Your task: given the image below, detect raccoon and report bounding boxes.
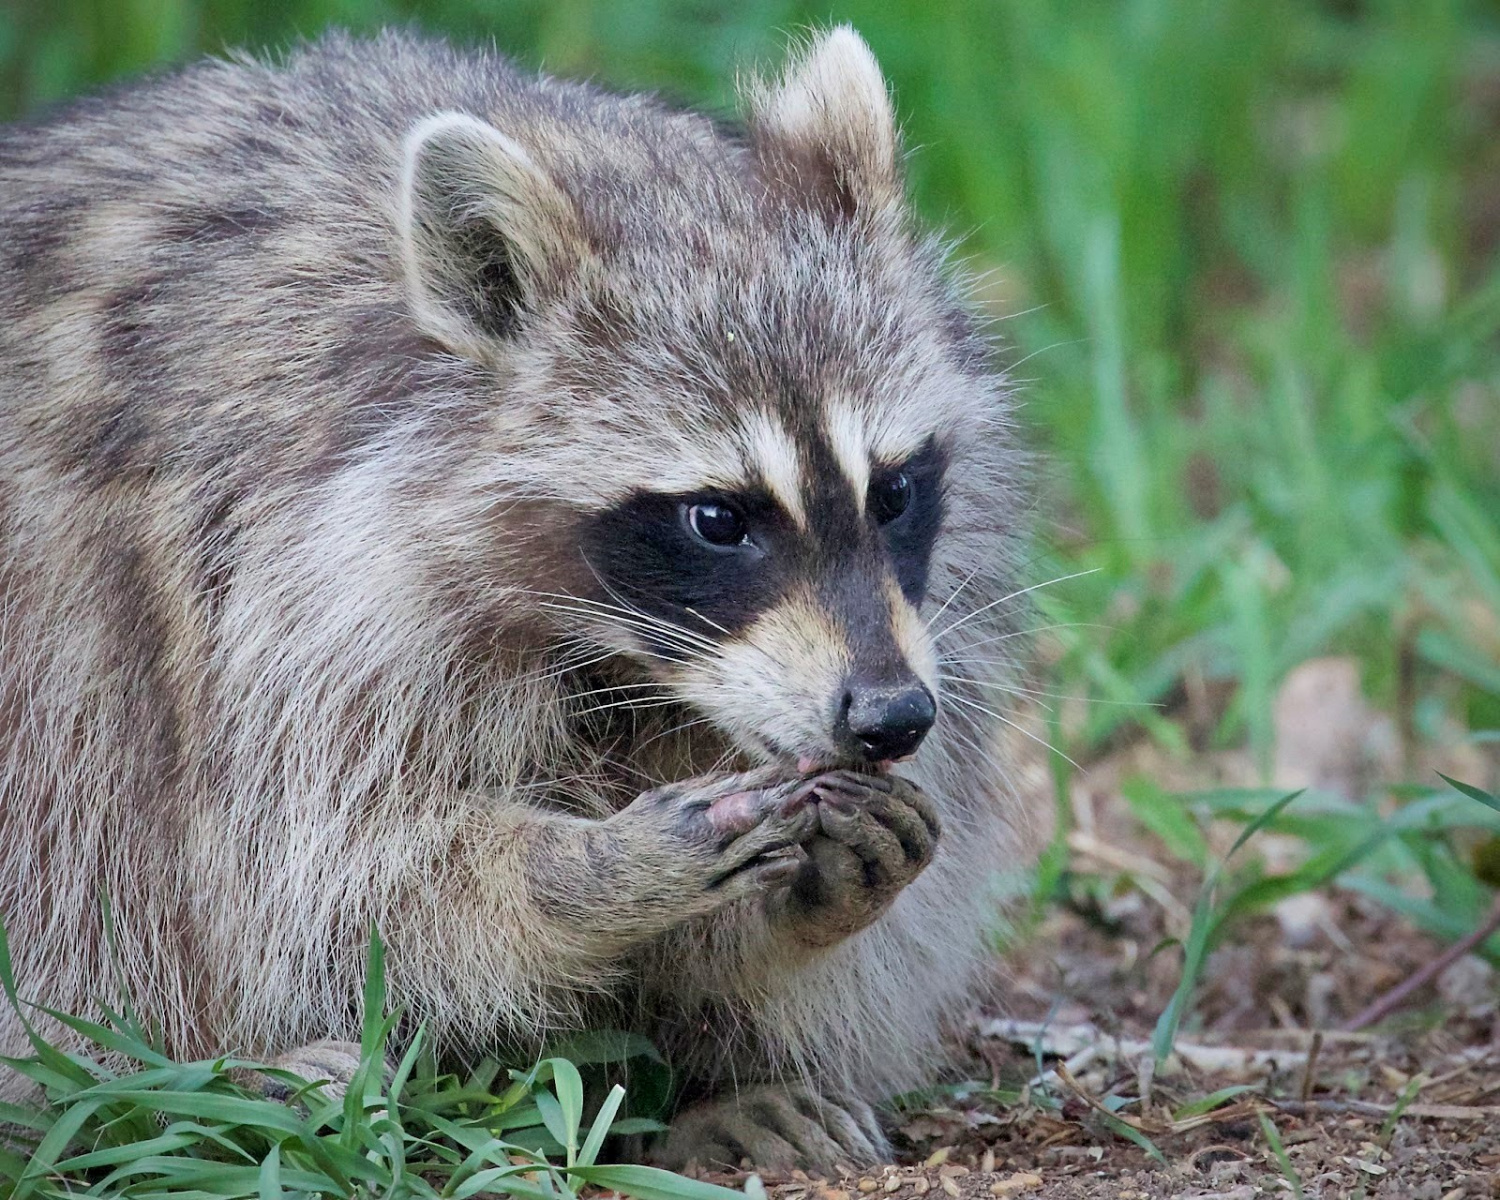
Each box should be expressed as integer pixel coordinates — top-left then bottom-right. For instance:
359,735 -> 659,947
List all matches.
0,26 -> 1034,1169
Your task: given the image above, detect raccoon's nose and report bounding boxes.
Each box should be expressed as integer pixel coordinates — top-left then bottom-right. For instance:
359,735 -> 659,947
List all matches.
839,681 -> 937,763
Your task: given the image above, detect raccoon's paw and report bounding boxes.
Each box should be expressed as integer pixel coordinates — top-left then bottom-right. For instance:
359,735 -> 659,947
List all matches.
652,1085 -> 889,1173
233,1039 -> 384,1103
610,767 -> 822,911
769,770 -> 941,948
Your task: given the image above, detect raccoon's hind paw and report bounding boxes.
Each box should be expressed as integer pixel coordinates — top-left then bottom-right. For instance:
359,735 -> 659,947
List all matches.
652,1084 -> 889,1173
233,1038 -> 387,1103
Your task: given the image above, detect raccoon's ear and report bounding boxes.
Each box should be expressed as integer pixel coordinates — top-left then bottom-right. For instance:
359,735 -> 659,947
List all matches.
399,112 -> 587,359
744,26 -> 902,220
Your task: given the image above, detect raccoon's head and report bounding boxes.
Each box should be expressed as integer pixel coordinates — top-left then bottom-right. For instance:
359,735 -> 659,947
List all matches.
399,28 -> 1021,770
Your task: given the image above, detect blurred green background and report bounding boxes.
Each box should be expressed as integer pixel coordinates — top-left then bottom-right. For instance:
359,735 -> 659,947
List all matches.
4,0 -> 1499,778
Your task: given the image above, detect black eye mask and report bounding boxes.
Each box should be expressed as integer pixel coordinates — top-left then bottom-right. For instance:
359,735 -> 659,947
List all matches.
580,435 -> 946,657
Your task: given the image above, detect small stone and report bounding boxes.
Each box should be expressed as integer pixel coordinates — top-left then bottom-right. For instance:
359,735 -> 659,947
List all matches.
925,1148 -> 952,1168
941,1177 -> 961,1198
859,1181 -> 879,1194
979,1148 -> 997,1175
990,1174 -> 1042,1196
884,1178 -> 902,1194
913,1178 -> 931,1195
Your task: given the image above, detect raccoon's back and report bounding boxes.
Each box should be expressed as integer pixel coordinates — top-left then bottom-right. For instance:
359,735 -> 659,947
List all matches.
0,34 -> 531,478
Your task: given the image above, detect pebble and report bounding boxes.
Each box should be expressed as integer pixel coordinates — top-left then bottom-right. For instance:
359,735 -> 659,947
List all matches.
989,1173 -> 1042,1195
858,1181 -> 879,1194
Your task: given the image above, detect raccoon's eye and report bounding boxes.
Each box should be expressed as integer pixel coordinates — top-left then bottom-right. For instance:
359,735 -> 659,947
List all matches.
684,501 -> 748,547
869,471 -> 912,525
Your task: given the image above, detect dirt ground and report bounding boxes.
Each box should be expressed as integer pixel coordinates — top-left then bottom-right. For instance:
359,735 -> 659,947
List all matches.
695,898 -> 1499,1199
695,659 -> 1500,1199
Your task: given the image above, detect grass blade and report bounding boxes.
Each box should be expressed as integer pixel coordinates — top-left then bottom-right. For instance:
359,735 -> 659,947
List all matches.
256,1142 -> 282,1200
1259,1112 -> 1304,1200
570,1164 -> 750,1200
1439,774 -> 1500,815
577,1084 -> 626,1168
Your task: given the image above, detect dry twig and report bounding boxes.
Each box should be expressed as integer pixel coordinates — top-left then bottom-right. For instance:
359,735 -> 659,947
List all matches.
1343,893 -> 1500,1031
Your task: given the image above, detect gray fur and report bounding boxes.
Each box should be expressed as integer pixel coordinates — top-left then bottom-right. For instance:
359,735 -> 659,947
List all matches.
0,26 -> 1036,1159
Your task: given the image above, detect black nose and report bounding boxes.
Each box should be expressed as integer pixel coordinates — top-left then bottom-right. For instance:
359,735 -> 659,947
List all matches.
839,682 -> 937,763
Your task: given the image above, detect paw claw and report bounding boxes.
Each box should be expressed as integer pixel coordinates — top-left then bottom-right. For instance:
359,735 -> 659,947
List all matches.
654,1086 -> 889,1173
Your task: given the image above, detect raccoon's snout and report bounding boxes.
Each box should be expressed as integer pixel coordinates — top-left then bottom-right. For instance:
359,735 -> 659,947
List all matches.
837,677 -> 937,763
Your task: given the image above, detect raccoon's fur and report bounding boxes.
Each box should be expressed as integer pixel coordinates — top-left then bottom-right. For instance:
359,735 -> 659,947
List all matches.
0,27 -> 1034,1166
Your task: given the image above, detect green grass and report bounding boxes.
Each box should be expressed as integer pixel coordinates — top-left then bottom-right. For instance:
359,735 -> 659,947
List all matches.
1257,1111 -> 1305,1200
0,925 -> 743,1200
3,0 -> 1500,1183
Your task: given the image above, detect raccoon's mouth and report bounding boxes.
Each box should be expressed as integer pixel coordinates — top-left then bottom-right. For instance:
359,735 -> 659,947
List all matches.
794,753 -> 907,775
748,735 -> 840,774
751,737 -> 908,776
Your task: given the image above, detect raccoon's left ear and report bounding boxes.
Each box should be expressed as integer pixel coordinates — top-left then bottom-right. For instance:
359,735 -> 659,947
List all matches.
399,111 -> 589,361
744,26 -> 903,221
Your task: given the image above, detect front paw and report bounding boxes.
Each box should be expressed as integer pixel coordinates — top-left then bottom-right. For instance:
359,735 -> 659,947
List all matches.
607,767 -> 822,913
769,770 -> 940,948
653,1084 -> 889,1173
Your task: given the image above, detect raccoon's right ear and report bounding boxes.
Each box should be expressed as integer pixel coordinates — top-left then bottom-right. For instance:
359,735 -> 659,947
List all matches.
399,112 -> 588,360
744,26 -> 903,223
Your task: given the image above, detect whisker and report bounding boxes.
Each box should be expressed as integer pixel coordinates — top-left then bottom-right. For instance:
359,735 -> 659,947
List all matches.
536,594 -> 719,646
938,675 -> 1055,714
634,715 -> 714,756
580,559 -> 724,651
940,621 -> 1111,655
936,674 -> 1159,709
943,691 -> 1082,771
537,601 -> 718,664
506,583 -> 722,655
923,566 -> 980,631
572,696 -> 686,721
932,569 -> 1100,642
682,604 -> 731,636
535,653 -> 618,682
567,681 -> 676,704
